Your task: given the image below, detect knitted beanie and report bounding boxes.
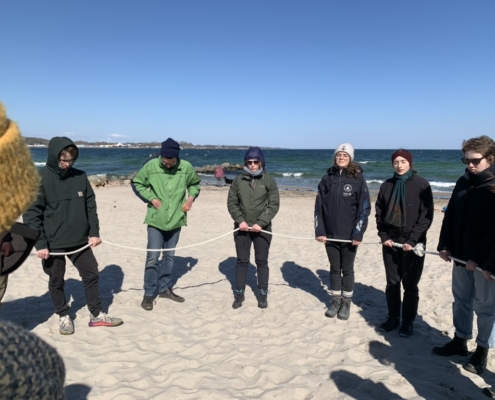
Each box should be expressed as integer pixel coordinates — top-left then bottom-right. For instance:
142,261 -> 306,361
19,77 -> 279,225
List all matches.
391,149 -> 413,166
334,143 -> 355,162
160,138 -> 181,158
0,102 -> 40,233
0,321 -> 66,399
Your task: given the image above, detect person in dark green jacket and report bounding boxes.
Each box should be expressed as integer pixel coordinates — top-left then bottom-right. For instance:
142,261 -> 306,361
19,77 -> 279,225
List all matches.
227,147 -> 280,309
23,137 -> 123,335
132,138 -> 201,311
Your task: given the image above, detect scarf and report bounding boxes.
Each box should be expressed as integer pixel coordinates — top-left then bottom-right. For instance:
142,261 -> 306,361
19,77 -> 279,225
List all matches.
243,166 -> 264,177
384,169 -> 413,228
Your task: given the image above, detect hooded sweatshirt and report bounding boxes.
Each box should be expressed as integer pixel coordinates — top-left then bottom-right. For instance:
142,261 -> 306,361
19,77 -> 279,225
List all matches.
23,137 -> 100,250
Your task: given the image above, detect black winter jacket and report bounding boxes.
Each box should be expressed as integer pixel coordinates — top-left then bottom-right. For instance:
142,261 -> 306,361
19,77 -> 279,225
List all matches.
438,165 -> 495,264
375,172 -> 434,246
23,137 -> 100,250
314,166 -> 370,241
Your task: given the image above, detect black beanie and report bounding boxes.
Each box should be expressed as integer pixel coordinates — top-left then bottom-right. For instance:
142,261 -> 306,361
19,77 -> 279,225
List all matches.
160,138 -> 180,158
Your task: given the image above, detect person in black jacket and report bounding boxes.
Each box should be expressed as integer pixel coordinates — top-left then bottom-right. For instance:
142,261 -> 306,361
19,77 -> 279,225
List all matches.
433,135 -> 495,376
375,149 -> 433,338
315,143 -> 370,320
23,137 -> 123,335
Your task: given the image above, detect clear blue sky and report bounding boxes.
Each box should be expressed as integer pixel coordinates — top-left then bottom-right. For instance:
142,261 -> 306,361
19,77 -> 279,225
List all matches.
2,1 -> 494,149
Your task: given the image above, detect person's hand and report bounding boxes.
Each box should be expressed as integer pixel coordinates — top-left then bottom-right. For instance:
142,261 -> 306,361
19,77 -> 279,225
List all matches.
151,199 -> 162,209
466,260 -> 477,271
37,249 -> 50,260
481,270 -> 494,282
316,236 -> 327,243
251,224 -> 262,232
403,243 -> 413,252
181,197 -> 194,212
439,250 -> 451,262
1,242 -> 14,257
352,240 -> 361,246
89,237 -> 102,248
382,240 -> 393,248
239,222 -> 249,231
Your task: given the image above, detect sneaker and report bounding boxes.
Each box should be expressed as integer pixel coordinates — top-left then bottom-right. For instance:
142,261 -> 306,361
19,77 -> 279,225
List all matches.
159,288 -> 185,303
59,315 -> 75,335
257,289 -> 268,309
325,296 -> 341,318
232,289 -> 245,309
337,297 -> 351,320
463,345 -> 488,375
432,334 -> 468,357
88,312 -> 123,327
399,321 -> 414,338
379,316 -> 400,332
141,295 -> 154,311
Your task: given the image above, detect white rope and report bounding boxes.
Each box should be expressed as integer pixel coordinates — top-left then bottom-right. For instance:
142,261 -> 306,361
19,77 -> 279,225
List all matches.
50,243 -> 92,256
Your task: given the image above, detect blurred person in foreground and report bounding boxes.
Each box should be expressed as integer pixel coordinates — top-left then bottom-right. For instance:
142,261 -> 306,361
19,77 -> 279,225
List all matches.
0,101 -> 66,399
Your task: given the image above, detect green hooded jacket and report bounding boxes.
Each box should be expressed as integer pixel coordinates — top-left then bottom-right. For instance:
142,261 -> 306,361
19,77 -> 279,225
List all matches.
227,171 -> 280,228
23,137 -> 100,250
131,158 -> 201,231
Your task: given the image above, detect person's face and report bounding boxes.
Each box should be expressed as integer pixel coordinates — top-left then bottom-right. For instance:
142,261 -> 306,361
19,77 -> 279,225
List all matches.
462,150 -> 491,174
334,152 -> 350,169
58,154 -> 75,170
392,156 -> 411,175
161,157 -> 177,169
246,159 -> 261,172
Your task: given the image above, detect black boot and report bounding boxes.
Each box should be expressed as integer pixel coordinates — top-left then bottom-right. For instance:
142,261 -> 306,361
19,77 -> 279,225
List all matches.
232,289 -> 245,309
463,345 -> 488,374
379,316 -> 400,332
325,296 -> 341,318
432,334 -> 468,357
257,289 -> 268,309
337,297 -> 352,320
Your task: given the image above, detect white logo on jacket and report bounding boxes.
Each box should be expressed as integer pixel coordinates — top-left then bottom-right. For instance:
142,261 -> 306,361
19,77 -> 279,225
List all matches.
344,184 -> 352,192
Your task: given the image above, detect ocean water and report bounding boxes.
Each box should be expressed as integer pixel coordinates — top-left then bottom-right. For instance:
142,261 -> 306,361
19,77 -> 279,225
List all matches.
29,148 -> 464,194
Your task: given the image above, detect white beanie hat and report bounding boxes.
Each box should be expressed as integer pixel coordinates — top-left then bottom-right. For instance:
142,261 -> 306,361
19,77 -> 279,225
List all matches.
334,143 -> 354,161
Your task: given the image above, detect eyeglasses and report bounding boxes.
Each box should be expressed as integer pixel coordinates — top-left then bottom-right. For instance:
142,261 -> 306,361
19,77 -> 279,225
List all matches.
246,161 -> 260,165
0,223 -> 39,276
461,156 -> 485,166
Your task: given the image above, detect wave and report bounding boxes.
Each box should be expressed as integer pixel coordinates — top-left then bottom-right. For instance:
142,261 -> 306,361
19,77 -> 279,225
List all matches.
366,179 -> 384,184
429,181 -> 456,188
34,162 -> 46,166
281,172 -> 303,177
358,160 -> 375,164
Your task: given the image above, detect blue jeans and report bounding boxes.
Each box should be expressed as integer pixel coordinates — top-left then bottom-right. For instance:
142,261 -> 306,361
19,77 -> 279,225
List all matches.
144,226 -> 181,296
452,264 -> 495,348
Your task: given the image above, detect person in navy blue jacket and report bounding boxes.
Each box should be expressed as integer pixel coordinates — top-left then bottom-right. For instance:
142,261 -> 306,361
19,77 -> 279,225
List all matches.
315,143 -> 371,320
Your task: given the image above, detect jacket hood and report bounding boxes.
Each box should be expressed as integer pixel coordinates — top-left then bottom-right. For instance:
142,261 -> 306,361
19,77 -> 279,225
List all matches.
46,137 -> 78,177
244,147 -> 266,168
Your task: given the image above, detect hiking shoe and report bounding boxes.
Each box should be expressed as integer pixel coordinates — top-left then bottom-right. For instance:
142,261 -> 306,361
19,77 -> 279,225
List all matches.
399,321 -> 414,338
232,294 -> 245,309
379,316 -> 400,332
463,345 -> 488,374
432,334 -> 468,357
59,315 -> 75,335
325,296 -> 341,318
257,289 -> 268,309
337,297 -> 351,320
159,288 -> 185,303
482,386 -> 495,398
88,312 -> 123,327
141,295 -> 154,311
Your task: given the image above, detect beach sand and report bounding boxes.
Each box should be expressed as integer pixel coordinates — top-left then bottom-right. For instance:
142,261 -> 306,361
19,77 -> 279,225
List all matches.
2,185 -> 490,399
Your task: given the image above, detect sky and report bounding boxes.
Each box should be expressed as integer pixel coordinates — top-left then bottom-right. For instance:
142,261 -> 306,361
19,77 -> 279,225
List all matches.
1,1 -> 494,149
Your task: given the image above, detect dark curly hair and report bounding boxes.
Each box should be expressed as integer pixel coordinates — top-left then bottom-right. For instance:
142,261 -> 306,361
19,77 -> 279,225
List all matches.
462,135 -> 495,166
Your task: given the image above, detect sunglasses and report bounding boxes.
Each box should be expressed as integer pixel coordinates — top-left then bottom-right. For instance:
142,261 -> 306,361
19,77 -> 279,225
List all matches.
461,156 -> 485,166
0,223 -> 39,276
246,160 -> 260,165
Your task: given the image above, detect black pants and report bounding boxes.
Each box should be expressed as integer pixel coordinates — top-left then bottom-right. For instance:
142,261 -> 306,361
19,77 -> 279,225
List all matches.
43,247 -> 101,317
382,245 -> 424,322
234,228 -> 272,291
325,242 -> 357,297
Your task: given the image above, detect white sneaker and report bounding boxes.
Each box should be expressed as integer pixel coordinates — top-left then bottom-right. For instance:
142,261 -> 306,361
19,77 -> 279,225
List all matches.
59,315 -> 75,335
88,312 -> 123,327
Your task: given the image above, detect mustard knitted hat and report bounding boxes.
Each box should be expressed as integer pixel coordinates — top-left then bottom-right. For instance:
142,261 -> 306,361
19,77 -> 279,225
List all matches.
0,102 -> 40,233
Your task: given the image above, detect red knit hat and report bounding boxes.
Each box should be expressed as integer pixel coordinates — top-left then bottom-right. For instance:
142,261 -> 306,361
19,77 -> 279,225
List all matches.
391,149 -> 413,166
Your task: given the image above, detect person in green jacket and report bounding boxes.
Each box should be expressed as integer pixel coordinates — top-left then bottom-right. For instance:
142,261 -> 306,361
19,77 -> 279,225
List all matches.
227,146 -> 280,309
132,138 -> 201,311
23,137 -> 123,335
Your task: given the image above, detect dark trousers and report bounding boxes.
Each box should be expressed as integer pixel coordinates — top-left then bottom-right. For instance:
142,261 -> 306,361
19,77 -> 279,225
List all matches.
382,245 -> 424,322
325,242 -> 357,297
234,228 -> 272,291
42,247 -> 101,317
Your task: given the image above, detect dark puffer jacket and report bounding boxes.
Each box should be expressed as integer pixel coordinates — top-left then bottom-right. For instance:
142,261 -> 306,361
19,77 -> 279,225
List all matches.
438,165 -> 495,264
315,166 -> 371,241
376,172 -> 434,246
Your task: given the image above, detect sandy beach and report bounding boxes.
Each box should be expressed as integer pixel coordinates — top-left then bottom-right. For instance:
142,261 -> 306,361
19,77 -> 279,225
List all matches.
1,185 -> 491,400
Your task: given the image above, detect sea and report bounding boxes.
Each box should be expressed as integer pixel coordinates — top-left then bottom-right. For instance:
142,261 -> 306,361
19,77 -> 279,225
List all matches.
29,148 -> 464,197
